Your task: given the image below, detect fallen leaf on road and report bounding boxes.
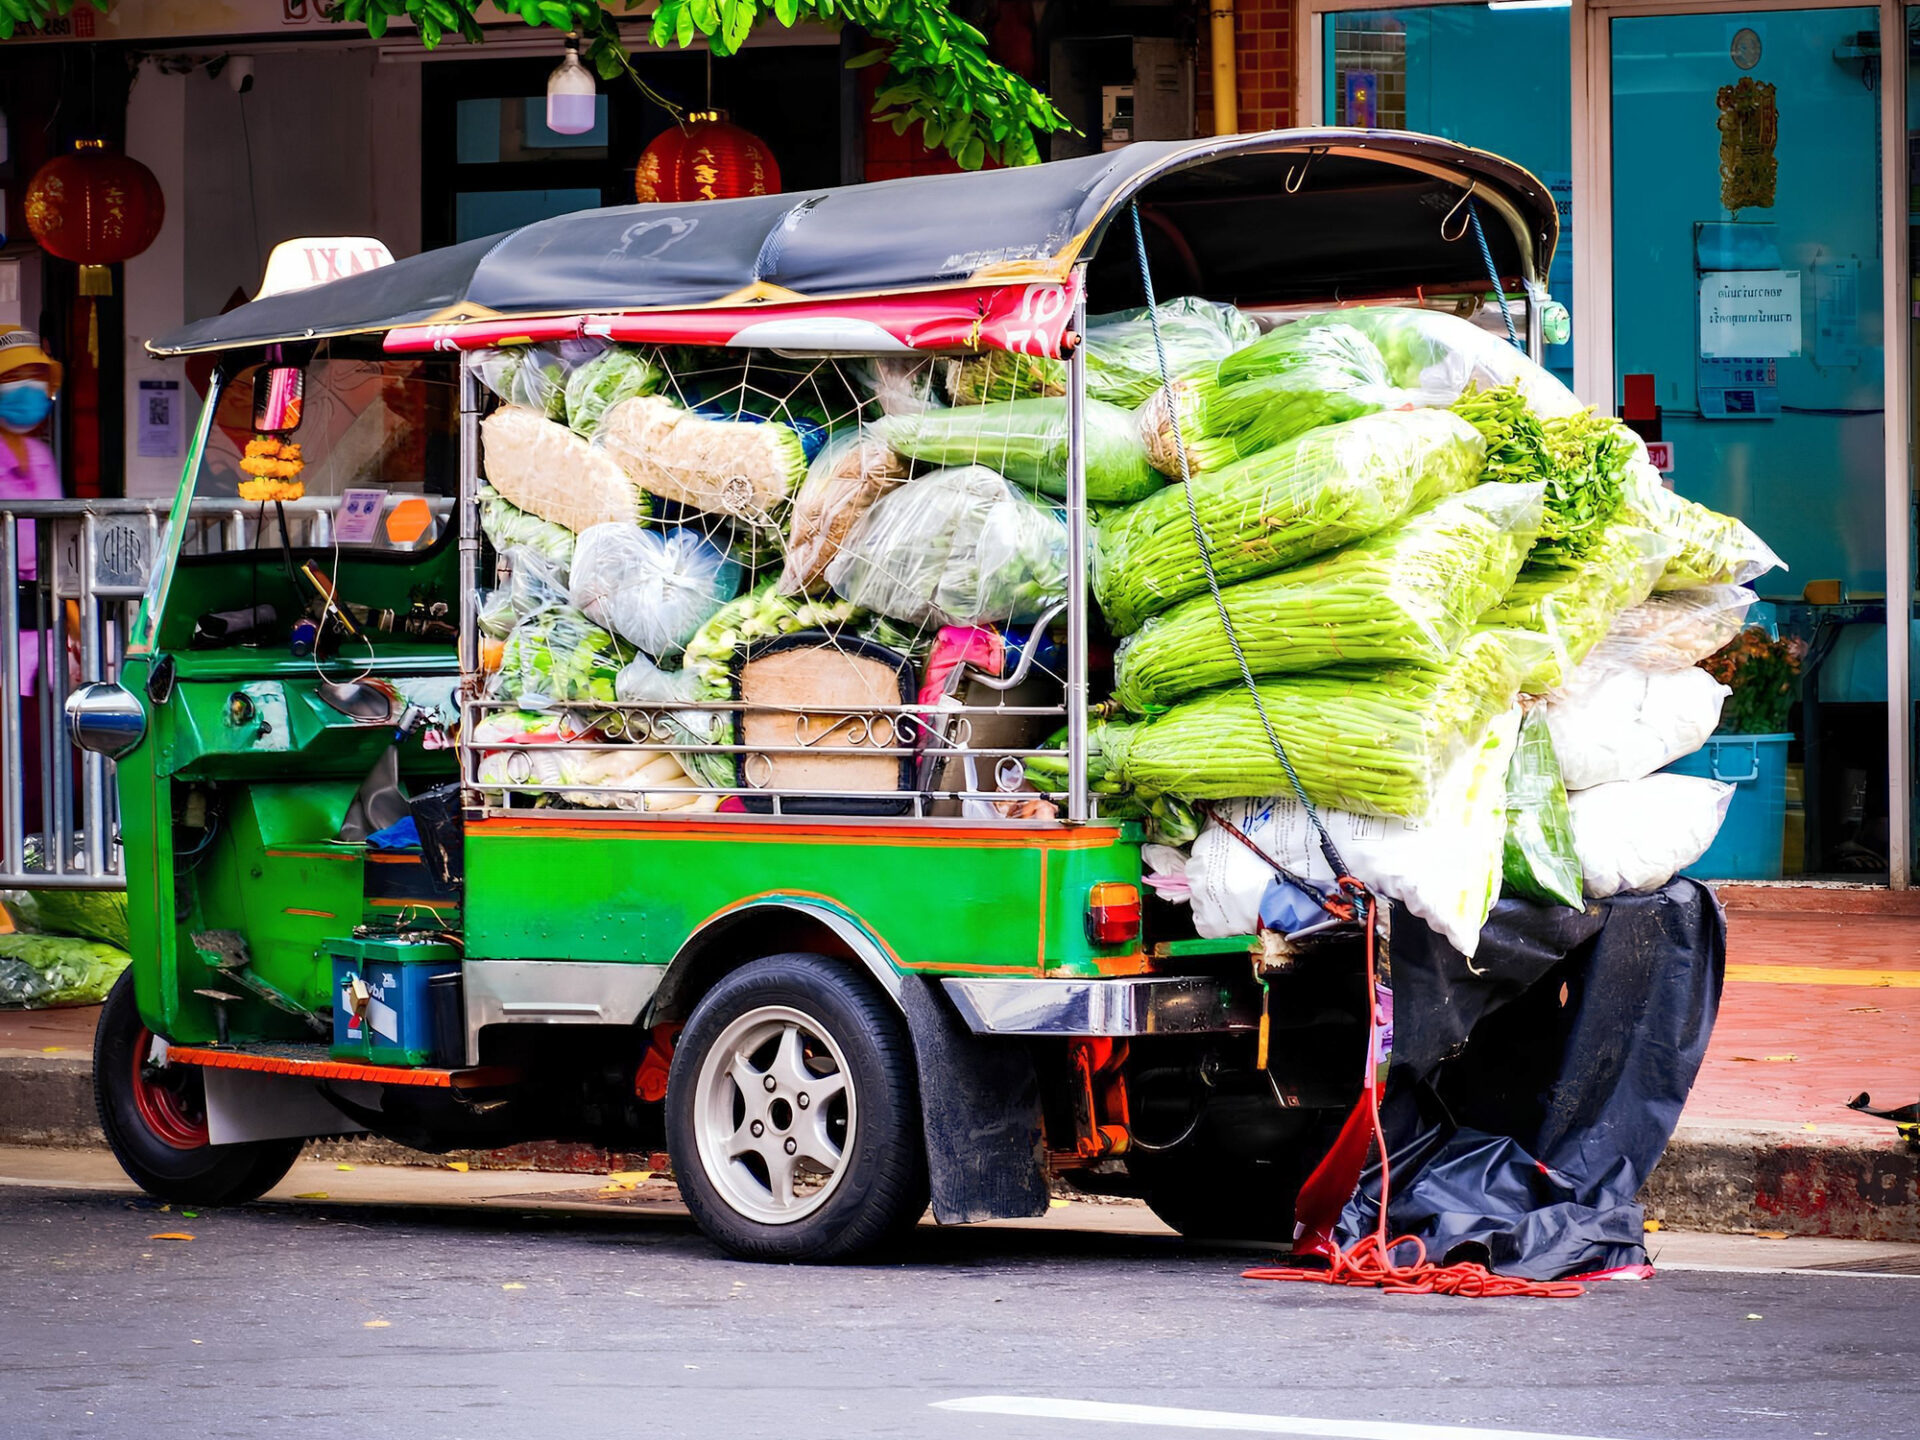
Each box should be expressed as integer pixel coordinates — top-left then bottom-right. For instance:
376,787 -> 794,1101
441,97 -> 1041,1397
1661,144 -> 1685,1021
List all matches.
1755,1231 -> 1789,1240
1643,1219 -> 1662,1233
364,1319 -> 390,1329
1048,1198 -> 1071,1209
294,1192 -> 328,1200
148,1233 -> 194,1241
607,1170 -> 651,1186
1745,1313 -> 1764,1321
1849,1006 -> 1882,1014
502,1283 -> 526,1291
445,1161 -> 469,1172
181,1210 -> 199,1219
336,1164 -> 355,1172
1803,1123 -> 1818,1132
40,1046 -> 64,1053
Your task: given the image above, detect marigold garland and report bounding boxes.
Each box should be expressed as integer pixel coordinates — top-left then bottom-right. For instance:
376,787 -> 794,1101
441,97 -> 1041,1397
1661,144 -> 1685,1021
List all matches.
238,435 -> 305,502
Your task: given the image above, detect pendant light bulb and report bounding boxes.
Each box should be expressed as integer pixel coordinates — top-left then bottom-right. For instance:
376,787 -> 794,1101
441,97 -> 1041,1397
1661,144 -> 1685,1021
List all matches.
546,35 -> 597,136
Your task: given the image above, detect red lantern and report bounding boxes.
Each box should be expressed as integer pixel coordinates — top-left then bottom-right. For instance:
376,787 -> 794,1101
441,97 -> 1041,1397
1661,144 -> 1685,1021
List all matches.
24,139 -> 166,298
634,112 -> 780,203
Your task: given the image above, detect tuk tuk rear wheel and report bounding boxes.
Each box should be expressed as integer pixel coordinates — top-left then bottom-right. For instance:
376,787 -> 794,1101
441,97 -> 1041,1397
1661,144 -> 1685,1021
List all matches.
665,953 -> 927,1262
93,971 -> 304,1207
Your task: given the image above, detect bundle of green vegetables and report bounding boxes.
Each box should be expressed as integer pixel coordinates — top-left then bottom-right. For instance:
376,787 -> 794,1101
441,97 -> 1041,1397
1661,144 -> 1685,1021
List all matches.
1450,382 -> 1636,562
0,888 -> 131,950
0,933 -> 130,1008
1138,322 -> 1395,475
478,484 -> 582,568
1285,306 -> 1584,417
1092,408 -> 1487,636
477,346 -> 570,419
489,607 -> 634,707
1479,523 -> 1674,692
1033,630 -> 1527,817
943,298 -> 1263,408
1110,481 -> 1545,712
1620,462 -> 1784,591
874,398 -> 1160,503
1501,708 -> 1583,908
564,346 -> 662,438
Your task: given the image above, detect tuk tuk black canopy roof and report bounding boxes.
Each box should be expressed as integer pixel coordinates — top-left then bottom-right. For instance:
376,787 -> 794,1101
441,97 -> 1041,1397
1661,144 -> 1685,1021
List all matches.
149,130 -> 1558,357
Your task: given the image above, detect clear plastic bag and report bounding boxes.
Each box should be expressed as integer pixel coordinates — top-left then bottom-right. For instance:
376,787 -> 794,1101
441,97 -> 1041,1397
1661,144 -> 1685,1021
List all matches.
1188,708 -> 1522,956
1286,305 -> 1583,417
487,605 -> 634,708
1568,774 -> 1732,897
1501,706 -> 1583,909
825,465 -> 1069,627
875,396 -> 1160,503
595,394 -> 810,527
564,345 -> 662,438
777,434 -> 910,597
478,484 -> 579,567
1577,584 -> 1758,674
477,547 -> 570,640
1543,664 -> 1730,791
1621,462 -> 1785,591
476,345 -> 578,420
847,356 -> 943,417
568,523 -> 742,660
1112,480 -> 1544,711
1479,523 -> 1676,693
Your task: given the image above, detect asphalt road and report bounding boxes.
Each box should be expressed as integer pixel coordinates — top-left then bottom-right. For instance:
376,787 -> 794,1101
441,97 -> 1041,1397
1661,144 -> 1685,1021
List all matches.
1,1179 -> 1915,1440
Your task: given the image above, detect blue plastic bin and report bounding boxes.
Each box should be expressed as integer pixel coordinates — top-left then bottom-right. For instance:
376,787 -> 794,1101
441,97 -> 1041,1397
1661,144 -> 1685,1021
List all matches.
1663,733 -> 1792,881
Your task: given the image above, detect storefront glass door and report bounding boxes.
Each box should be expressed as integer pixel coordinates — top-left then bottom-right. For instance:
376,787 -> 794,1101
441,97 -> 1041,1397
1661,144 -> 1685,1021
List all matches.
1611,6 -> 1892,879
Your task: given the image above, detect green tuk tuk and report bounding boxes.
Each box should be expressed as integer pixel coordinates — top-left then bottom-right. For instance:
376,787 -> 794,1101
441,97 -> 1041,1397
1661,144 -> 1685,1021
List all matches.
69,131 -> 1558,1261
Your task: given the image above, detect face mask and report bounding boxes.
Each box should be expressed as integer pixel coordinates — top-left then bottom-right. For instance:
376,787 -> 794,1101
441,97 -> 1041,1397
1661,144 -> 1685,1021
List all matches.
0,380 -> 52,433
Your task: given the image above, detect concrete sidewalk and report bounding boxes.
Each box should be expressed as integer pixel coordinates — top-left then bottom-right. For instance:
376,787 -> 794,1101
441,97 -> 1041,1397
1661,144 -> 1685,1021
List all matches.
5,891 -> 1915,1239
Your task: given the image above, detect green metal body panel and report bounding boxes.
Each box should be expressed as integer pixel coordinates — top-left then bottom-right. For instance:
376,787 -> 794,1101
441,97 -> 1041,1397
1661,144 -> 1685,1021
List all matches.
463,820 -> 1147,979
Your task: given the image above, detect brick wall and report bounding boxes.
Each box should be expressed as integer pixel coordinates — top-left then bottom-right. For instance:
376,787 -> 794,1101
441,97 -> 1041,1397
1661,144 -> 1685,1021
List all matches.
1196,0 -> 1299,136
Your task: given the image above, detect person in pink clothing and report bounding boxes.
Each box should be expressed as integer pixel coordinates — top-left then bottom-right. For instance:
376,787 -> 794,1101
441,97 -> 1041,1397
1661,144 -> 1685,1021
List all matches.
0,326 -> 65,841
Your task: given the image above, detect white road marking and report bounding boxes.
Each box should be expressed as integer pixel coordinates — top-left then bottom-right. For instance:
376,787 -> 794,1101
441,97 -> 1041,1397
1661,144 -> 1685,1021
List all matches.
931,1396 -> 1665,1440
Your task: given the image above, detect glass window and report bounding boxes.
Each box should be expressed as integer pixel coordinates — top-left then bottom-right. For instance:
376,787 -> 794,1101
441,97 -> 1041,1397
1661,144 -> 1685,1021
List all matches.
455,188 -> 603,243
454,96 -> 610,164
1613,8 -> 1887,879
1325,4 -> 1573,386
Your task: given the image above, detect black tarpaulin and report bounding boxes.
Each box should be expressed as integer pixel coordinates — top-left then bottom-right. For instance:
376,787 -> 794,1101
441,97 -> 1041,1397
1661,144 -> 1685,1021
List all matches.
149,131 -> 1557,357
1337,880 -> 1726,1280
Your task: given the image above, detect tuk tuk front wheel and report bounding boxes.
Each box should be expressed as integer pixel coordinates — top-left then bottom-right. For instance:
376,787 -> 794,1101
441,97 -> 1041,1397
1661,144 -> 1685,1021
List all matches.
93,971 -> 304,1206
665,954 -> 927,1262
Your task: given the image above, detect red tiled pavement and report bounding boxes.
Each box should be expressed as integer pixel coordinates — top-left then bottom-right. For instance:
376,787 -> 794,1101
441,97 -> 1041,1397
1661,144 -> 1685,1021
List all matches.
1685,912 -> 1920,1138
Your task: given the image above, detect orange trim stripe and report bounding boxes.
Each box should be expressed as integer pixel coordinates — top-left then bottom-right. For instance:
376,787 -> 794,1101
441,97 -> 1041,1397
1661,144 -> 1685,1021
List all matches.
165,1046 -> 515,1088
282,908 -> 337,919
263,849 -> 360,863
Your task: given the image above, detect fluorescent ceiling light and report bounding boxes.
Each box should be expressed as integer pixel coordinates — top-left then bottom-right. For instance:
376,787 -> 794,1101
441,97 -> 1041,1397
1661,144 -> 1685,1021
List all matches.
1487,0 -> 1571,9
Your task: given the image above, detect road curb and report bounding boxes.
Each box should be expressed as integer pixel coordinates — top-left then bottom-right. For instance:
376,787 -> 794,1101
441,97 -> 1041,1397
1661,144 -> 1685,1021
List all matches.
3,1051 -> 1911,1237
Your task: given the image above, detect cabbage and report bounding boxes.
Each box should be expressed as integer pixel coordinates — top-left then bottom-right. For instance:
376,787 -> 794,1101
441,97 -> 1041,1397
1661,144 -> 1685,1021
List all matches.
565,346 -> 661,438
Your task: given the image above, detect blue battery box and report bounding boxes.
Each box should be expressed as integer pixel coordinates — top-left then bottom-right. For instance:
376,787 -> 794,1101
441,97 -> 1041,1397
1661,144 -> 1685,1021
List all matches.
329,936 -> 461,1068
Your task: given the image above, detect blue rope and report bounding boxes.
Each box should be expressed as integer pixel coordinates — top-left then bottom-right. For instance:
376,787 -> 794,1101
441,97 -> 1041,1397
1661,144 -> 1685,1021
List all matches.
1467,200 -> 1521,351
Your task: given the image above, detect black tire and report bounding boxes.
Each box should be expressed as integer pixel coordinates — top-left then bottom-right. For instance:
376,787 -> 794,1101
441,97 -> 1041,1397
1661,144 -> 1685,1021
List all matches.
665,953 -> 927,1262
93,971 -> 304,1206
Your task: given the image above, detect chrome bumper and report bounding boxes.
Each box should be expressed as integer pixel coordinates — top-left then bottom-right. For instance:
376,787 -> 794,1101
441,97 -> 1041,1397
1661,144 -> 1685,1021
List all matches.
940,976 -> 1259,1037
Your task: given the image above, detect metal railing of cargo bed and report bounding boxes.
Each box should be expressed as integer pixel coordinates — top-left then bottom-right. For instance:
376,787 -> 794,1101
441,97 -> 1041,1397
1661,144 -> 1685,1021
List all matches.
0,495 -> 454,889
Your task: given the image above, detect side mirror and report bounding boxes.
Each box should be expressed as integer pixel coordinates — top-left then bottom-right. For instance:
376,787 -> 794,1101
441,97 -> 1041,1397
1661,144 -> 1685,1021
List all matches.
251,366 -> 305,435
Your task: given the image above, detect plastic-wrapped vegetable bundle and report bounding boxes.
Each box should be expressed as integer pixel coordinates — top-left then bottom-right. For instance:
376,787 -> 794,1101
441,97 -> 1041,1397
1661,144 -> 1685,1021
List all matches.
1501,707 -> 1584,908
1287,306 -> 1583,417
1582,584 -> 1758,673
0,888 -> 132,950
1188,710 -> 1523,956
1450,384 -> 1636,561
1112,481 -> 1545,711
777,435 -> 910,596
596,395 -> 810,527
1046,629 -> 1528,817
825,465 -> 1068,627
1543,664 -> 1729,791
1620,462 -> 1784,591
874,397 -> 1159,503
1568,774 -> 1732,897
482,406 -> 649,533
944,298 -> 1262,407
479,484 -> 581,567
0,934 -> 130,1008
1093,408 -> 1487,636
564,346 -> 661,438
568,523 -> 741,660
1138,322 -> 1395,476
488,606 -> 633,707
477,548 -> 569,641
477,346 -> 572,419
1480,524 -> 1674,693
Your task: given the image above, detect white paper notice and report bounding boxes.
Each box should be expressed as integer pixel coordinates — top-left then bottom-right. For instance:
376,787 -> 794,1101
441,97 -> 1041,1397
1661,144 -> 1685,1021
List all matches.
1699,270 -> 1801,359
335,489 -> 387,545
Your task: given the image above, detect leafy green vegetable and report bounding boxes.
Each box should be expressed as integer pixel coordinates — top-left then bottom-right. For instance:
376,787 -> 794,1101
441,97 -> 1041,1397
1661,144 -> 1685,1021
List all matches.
489,607 -> 634,706
564,346 -> 661,438
1450,382 -> 1635,561
1620,465 -> 1784,590
1502,708 -> 1583,908
1480,524 -> 1675,692
0,934 -> 130,1008
0,888 -> 130,949
1093,408 -> 1488,636
875,398 -> 1160,503
1111,481 -> 1544,711
478,485 -> 583,568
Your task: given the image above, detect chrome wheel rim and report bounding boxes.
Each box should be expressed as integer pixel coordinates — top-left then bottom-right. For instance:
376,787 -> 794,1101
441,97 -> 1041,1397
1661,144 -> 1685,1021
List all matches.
692,1004 -> 855,1226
